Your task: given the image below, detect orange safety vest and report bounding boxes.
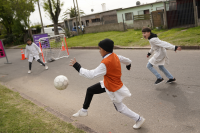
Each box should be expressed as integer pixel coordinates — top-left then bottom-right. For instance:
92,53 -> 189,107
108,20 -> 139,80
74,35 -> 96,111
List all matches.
101,53 -> 123,92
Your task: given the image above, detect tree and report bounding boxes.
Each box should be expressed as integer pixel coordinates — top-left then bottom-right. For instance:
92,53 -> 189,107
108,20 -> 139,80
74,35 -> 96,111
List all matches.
0,0 -> 35,35
62,7 -> 85,19
43,0 -> 63,35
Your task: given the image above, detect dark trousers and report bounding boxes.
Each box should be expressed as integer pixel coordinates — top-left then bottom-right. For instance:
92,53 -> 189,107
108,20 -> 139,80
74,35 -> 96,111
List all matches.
83,83 -> 106,109
29,58 -> 45,70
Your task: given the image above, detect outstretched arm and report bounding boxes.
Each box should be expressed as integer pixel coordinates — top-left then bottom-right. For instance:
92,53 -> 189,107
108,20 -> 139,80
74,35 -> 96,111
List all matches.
117,55 -> 132,70
70,58 -> 106,79
151,39 -> 181,52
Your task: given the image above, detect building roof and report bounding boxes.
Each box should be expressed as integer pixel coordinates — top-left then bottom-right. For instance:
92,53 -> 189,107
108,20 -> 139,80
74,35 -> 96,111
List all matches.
118,1 -> 165,11
64,1 -> 166,21
64,8 -> 122,21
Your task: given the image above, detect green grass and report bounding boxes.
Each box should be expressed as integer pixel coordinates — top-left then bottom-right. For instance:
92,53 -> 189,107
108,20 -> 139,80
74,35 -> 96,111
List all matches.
65,26 -> 200,47
0,84 -> 85,133
15,26 -> 200,49
17,44 -> 27,48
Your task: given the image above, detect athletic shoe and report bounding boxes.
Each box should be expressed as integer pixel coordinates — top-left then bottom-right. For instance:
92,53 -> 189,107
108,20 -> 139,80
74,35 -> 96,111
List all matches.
72,109 -> 88,117
166,78 -> 176,83
45,65 -> 48,70
28,70 -> 31,74
133,116 -> 145,129
155,78 -> 164,85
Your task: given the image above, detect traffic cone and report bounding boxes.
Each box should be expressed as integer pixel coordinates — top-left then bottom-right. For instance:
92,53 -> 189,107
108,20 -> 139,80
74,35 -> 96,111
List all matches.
61,41 -> 66,51
20,49 -> 26,60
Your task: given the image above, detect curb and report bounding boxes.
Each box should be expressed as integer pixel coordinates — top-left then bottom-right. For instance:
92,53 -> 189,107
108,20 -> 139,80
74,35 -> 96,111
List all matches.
69,46 -> 200,50
6,46 -> 200,50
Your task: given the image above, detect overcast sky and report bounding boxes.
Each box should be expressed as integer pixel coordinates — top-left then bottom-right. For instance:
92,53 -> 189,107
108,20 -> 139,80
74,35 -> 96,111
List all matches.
30,0 -> 157,26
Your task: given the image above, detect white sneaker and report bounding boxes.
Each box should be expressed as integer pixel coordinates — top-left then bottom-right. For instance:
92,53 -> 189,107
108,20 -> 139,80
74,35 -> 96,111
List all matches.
133,116 -> 145,129
28,70 -> 31,74
72,109 -> 88,117
45,65 -> 48,70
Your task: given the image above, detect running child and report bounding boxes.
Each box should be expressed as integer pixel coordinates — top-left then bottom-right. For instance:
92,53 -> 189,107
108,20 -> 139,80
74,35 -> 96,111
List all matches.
69,38 -> 145,129
142,28 -> 181,85
25,38 -> 48,74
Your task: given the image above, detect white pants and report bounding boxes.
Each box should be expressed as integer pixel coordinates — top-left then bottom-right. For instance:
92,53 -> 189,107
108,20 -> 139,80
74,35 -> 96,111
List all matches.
113,102 -> 140,122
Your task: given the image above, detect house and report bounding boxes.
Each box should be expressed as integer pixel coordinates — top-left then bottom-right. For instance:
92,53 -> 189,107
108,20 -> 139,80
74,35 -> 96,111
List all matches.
64,8 -> 122,31
117,2 -> 166,28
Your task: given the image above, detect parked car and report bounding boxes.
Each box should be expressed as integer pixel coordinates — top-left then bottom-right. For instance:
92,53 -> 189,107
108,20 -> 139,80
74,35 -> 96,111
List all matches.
43,26 -> 65,37
72,25 -> 84,32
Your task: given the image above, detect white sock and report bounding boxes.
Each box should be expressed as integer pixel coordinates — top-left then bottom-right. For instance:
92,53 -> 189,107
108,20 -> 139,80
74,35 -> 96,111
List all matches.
81,108 -> 88,112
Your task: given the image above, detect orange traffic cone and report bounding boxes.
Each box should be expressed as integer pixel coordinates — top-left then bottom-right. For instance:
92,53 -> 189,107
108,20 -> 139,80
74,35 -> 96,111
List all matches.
20,49 -> 26,60
61,41 -> 66,51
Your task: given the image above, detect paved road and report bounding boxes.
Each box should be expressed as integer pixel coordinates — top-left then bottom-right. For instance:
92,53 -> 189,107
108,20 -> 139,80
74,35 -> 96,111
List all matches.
0,49 -> 200,133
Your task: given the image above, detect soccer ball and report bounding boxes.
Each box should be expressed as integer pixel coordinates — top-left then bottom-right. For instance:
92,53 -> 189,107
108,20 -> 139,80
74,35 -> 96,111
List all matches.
54,75 -> 69,90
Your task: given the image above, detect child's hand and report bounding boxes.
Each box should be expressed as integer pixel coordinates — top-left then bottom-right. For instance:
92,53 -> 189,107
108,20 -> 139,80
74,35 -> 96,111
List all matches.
69,57 -> 77,66
176,47 -> 181,52
40,53 -> 42,56
147,53 -> 151,58
126,64 -> 131,70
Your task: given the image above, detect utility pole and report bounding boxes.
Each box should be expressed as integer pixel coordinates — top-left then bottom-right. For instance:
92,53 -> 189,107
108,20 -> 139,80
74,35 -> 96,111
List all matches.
73,0 -> 79,35
37,0 -> 44,33
76,0 -> 82,31
163,2 -> 168,29
193,0 -> 198,27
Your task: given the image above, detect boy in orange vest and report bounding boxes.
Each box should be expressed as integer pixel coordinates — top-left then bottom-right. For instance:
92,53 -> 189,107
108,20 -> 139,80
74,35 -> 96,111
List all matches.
69,38 -> 145,129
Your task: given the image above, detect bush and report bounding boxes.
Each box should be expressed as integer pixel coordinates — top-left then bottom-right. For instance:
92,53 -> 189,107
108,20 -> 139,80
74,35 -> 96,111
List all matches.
3,34 -> 24,46
64,28 -> 71,38
31,25 -> 42,33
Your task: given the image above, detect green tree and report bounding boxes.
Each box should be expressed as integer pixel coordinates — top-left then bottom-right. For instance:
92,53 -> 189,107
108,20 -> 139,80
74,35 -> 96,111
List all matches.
0,0 -> 35,45
0,0 -> 35,35
43,0 -> 63,35
62,7 -> 85,19
31,23 -> 42,33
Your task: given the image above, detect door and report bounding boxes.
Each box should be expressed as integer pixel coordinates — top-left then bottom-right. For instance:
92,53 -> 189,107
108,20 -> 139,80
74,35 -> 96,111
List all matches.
151,10 -> 164,28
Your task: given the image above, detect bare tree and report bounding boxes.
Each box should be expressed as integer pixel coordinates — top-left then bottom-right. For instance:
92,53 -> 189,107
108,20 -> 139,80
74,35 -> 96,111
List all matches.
43,0 -> 63,35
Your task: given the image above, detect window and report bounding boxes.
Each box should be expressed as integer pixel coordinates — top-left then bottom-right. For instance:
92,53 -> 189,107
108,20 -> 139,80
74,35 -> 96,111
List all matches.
144,9 -> 150,14
52,28 -> 63,31
125,12 -> 133,21
138,9 -> 149,15
138,10 -> 144,15
92,18 -> 100,23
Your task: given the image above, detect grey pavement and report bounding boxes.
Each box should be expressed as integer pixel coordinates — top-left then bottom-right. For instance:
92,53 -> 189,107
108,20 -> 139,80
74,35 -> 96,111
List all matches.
0,49 -> 200,133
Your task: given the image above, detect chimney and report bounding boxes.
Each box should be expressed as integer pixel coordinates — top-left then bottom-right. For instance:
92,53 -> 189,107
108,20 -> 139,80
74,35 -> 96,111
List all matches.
101,3 -> 106,11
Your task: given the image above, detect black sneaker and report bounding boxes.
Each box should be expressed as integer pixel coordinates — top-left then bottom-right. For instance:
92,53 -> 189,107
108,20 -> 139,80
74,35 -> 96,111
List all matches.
155,78 -> 164,85
166,78 -> 176,83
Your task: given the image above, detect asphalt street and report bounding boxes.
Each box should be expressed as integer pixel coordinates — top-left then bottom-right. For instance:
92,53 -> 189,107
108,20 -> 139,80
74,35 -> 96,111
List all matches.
0,49 -> 200,133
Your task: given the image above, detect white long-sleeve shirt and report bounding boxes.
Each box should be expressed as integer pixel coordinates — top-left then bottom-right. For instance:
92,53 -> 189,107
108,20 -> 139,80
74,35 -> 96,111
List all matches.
148,37 -> 176,66
25,43 -> 41,58
79,53 -> 132,103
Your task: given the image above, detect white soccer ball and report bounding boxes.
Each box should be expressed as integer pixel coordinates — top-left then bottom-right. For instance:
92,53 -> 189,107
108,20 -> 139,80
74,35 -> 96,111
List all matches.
54,75 -> 69,90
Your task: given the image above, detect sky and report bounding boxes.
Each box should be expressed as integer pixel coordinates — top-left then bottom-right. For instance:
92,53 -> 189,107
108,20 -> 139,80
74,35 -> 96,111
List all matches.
30,0 -> 158,26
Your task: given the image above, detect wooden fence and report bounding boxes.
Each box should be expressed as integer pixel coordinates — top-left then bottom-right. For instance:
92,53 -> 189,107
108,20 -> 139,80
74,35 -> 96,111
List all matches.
133,14 -> 151,21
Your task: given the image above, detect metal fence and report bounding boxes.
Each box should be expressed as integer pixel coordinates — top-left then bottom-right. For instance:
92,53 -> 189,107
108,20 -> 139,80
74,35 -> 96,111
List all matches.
166,0 -> 199,29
